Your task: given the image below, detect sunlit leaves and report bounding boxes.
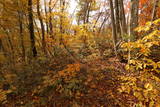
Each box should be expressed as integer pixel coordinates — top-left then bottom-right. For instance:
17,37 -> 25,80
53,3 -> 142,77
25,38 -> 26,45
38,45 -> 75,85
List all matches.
0,89 -> 12,103
118,71 -> 160,106
122,19 -> 160,73
144,83 -> 153,91
153,18 -> 160,25
135,22 -> 151,32
58,63 -> 80,78
119,19 -> 160,105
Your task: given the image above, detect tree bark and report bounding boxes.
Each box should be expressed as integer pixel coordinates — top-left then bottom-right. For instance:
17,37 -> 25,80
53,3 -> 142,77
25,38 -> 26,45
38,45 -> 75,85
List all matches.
115,0 -> 121,37
109,0 -> 118,55
151,0 -> 159,21
44,0 -> 49,34
86,2 -> 91,23
37,0 -> 46,54
109,0 -> 127,62
130,0 -> 139,40
18,11 -> 25,62
119,0 -> 127,34
0,39 -> 3,52
28,0 -> 37,57
49,0 -> 53,37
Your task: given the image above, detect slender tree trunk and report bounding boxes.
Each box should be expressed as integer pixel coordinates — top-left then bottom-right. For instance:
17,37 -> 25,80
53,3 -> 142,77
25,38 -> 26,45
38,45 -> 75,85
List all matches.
44,0 -> 49,34
28,0 -> 37,57
0,39 -> 2,52
37,0 -> 46,54
34,19 -> 44,51
115,0 -> 121,37
130,0 -> 139,40
119,0 -> 127,34
109,0 -> 118,55
49,0 -> 54,37
83,2 -> 89,24
151,0 -> 159,21
98,16 -> 108,34
93,12 -> 102,30
128,0 -> 139,64
86,3 -> 91,23
18,11 -> 25,62
7,33 -> 15,65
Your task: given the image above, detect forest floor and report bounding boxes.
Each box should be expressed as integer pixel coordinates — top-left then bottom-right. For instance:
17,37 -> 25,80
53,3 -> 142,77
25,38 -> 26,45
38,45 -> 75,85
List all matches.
0,56 -> 160,107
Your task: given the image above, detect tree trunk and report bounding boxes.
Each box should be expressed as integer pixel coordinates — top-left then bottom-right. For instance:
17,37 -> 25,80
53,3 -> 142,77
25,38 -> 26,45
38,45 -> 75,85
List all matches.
130,0 -> 139,40
119,0 -> 127,34
44,0 -> 49,34
18,11 -> 25,62
109,0 -> 127,62
49,0 -> 53,37
28,0 -> 37,57
115,0 -> 121,37
151,0 -> 159,21
86,2 -> 91,23
37,0 -> 46,54
109,0 -> 118,55
0,38 -> 2,51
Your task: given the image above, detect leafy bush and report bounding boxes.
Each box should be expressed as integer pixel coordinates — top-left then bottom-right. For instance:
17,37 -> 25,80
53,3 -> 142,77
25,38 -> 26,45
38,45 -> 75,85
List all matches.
119,19 -> 160,106
122,18 -> 160,72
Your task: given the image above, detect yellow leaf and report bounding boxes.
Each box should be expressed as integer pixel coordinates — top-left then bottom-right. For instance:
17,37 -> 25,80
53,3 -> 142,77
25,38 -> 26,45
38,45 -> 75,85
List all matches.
144,83 -> 153,91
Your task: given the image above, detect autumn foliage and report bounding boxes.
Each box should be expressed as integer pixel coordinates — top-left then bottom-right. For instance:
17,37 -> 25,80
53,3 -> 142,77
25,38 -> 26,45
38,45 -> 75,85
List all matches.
0,0 -> 160,106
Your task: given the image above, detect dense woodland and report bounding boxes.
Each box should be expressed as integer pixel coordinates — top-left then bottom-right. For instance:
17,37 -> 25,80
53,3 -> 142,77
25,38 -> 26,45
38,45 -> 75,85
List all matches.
0,0 -> 160,106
